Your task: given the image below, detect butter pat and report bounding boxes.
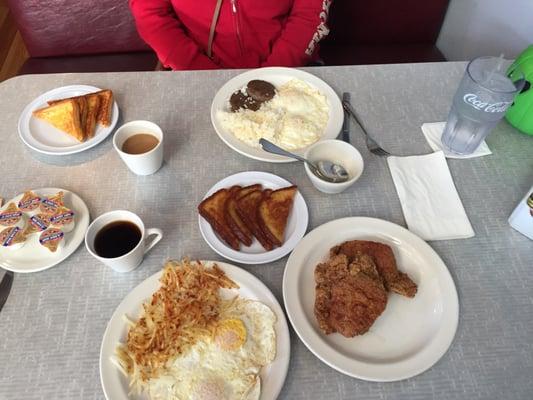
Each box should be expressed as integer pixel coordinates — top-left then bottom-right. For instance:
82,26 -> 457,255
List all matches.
18,191 -> 41,213
40,191 -> 65,215
0,226 -> 27,250
0,203 -> 26,230
24,213 -> 52,235
50,207 -> 75,233
39,228 -> 65,252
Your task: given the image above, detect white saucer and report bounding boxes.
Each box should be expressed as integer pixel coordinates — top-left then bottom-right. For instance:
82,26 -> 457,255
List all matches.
198,171 -> 308,264
283,217 -> 459,381
0,188 -> 90,273
18,85 -> 119,155
100,260 -> 290,400
211,67 -> 343,163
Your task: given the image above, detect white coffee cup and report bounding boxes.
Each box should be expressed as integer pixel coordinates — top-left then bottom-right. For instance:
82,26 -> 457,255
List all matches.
113,120 -> 164,175
84,210 -> 163,273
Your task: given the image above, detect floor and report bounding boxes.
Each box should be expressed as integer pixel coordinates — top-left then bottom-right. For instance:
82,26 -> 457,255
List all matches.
0,0 -> 28,82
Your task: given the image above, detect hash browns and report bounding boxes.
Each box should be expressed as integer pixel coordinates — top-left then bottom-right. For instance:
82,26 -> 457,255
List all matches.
116,259 -> 238,384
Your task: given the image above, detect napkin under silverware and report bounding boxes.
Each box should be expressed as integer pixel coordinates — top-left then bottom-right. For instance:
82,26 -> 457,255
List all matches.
421,122 -> 492,159
387,151 -> 475,240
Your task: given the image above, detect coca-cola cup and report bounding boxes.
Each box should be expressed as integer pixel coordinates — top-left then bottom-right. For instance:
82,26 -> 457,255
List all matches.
441,56 -> 524,155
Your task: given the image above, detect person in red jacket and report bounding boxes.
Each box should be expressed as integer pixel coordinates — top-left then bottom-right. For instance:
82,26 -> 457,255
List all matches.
129,0 -> 332,70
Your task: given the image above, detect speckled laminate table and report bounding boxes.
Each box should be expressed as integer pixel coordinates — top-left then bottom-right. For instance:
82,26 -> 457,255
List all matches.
0,63 -> 532,400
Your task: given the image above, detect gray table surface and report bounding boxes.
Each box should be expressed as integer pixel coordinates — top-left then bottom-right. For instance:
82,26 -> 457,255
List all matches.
0,63 -> 532,400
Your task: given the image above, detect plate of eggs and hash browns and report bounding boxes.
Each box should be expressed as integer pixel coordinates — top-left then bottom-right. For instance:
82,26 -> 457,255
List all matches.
100,258 -> 290,400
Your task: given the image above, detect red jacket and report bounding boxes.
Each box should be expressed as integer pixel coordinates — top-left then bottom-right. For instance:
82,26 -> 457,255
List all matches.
130,0 -> 331,70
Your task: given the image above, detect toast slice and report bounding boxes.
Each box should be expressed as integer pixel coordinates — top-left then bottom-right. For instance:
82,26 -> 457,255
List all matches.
225,186 -> 253,246
198,188 -> 240,250
48,89 -> 114,127
258,186 -> 297,246
77,96 -> 88,140
236,190 -> 273,251
33,99 -> 85,142
94,89 -> 113,126
84,95 -> 101,139
235,184 -> 262,200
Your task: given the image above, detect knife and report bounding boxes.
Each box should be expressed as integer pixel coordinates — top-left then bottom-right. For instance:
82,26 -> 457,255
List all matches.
0,270 -> 13,313
341,92 -> 351,143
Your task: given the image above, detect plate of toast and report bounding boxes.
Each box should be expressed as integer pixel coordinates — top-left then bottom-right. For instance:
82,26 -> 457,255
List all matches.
198,171 -> 308,264
18,85 -> 118,155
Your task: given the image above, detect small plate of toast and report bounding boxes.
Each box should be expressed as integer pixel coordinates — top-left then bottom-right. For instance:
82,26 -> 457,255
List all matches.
18,85 -> 119,155
198,171 -> 309,264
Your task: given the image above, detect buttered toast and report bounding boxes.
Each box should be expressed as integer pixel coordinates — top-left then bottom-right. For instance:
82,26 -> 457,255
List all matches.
225,186 -> 253,246
32,98 -> 85,142
84,95 -> 101,139
48,89 -> 114,127
258,186 -> 297,246
198,188 -> 240,250
235,190 -> 273,251
198,183 -> 298,252
34,89 -> 114,142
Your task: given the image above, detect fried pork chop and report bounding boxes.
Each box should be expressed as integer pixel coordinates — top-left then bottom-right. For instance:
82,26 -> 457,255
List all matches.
314,253 -> 388,337
331,240 -> 417,298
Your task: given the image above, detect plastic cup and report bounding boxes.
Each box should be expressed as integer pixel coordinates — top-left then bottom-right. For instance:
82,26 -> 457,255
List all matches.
441,56 -> 524,155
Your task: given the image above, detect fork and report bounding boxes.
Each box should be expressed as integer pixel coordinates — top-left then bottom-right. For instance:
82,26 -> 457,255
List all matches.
342,99 -> 391,157
0,270 -> 13,313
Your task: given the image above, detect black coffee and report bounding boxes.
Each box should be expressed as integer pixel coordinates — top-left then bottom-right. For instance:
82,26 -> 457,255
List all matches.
94,221 -> 142,258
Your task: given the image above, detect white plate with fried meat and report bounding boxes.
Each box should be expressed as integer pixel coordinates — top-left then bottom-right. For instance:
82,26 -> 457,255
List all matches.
100,259 -> 290,400
283,217 -> 459,382
198,171 -> 308,264
18,85 -> 119,155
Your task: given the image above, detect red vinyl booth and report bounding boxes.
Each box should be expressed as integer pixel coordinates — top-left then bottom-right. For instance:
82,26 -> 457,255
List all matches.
9,0 -> 449,74
321,0 -> 448,65
9,0 -> 158,74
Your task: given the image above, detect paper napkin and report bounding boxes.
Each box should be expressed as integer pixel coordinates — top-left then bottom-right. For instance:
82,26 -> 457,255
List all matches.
421,122 -> 492,159
387,151 -> 475,241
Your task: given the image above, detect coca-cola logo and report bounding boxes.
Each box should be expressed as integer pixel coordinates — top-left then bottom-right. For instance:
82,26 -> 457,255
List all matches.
463,94 -> 512,113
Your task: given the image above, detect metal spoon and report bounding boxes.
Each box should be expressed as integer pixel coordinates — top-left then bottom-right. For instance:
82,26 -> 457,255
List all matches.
259,138 -> 350,183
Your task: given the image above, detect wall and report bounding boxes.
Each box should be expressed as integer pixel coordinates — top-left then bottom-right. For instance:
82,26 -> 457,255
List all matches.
437,0 -> 533,61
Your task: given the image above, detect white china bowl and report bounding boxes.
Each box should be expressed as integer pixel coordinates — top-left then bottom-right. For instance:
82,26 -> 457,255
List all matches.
304,140 -> 364,194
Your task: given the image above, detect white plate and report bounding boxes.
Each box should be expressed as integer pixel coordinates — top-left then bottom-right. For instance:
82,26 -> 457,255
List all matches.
100,260 -> 290,400
283,217 -> 459,382
210,67 -> 343,163
198,171 -> 308,264
0,188 -> 90,273
18,85 -> 119,155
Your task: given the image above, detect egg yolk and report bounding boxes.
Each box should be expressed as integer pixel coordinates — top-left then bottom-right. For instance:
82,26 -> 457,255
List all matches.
214,319 -> 247,351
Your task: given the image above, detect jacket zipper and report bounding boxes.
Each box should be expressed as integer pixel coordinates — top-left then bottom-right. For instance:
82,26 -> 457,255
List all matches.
230,0 -> 244,56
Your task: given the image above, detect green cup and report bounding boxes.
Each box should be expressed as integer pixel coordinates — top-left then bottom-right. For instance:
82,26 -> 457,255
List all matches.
506,45 -> 533,136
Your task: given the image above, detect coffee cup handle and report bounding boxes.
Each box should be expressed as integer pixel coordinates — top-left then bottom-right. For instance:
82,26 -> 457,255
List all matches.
144,228 -> 163,255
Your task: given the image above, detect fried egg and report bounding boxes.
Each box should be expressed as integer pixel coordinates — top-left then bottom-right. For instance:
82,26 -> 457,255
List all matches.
215,299 -> 277,367
147,299 -> 276,400
148,365 -> 259,400
219,78 -> 329,151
